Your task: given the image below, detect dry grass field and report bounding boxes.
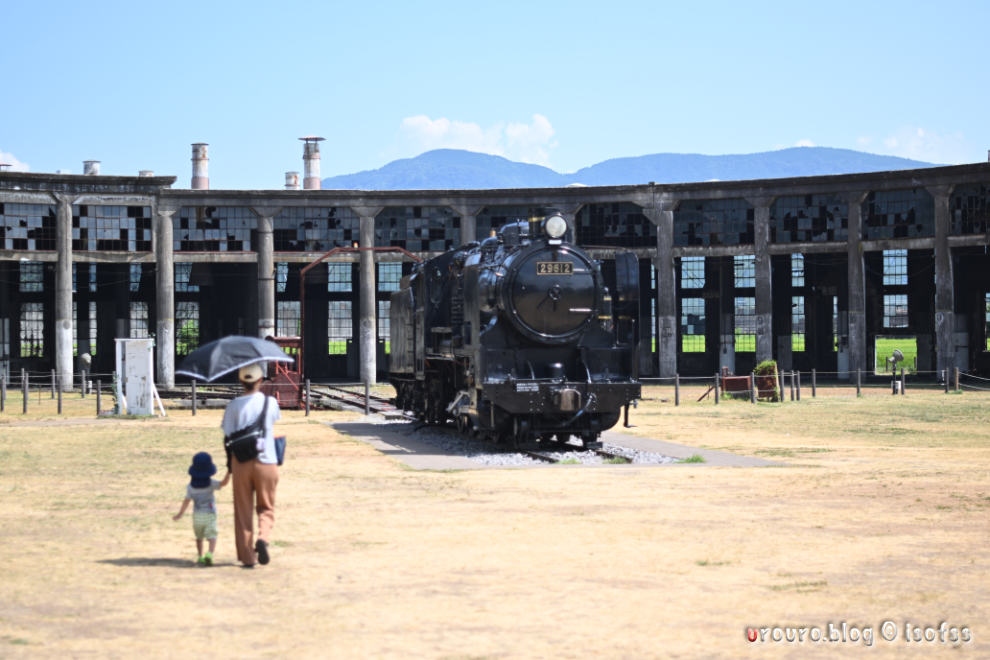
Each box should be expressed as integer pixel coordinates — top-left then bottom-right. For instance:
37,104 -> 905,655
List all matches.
0,383 -> 987,658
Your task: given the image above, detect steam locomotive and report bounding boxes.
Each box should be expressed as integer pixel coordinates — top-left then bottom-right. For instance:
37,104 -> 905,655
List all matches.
388,213 -> 641,447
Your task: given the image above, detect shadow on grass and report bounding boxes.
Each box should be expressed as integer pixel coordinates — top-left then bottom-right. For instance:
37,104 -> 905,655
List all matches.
97,557 -> 238,569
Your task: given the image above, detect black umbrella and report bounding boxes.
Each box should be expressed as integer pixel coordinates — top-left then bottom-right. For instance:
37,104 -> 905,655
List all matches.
176,335 -> 294,382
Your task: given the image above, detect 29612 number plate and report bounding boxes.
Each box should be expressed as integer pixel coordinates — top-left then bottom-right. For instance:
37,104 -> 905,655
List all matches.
536,261 -> 573,275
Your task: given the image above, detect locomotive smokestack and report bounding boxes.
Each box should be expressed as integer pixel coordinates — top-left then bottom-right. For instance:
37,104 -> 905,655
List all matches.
285,171 -> 300,190
300,136 -> 324,190
191,143 -> 209,189
83,160 -> 101,175
138,170 -> 154,177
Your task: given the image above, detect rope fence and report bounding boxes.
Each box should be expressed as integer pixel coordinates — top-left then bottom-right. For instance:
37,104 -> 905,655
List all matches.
0,364 -> 988,416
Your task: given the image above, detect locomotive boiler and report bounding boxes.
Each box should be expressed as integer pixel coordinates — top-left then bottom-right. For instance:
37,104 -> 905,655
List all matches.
389,212 -> 641,447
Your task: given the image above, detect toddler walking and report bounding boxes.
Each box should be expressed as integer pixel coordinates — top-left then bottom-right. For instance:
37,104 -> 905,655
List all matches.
173,452 -> 231,565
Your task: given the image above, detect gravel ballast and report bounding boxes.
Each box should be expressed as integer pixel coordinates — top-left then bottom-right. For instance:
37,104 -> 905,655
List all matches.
371,420 -> 677,467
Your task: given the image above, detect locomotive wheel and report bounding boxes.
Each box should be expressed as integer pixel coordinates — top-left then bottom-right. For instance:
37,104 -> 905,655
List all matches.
555,432 -> 571,445
580,432 -> 599,449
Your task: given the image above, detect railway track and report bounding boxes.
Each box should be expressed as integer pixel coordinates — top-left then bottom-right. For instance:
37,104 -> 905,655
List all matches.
518,443 -> 632,464
310,384 -> 406,417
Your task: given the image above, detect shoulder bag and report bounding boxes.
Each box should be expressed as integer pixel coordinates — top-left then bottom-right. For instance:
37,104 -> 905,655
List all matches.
224,395 -> 270,465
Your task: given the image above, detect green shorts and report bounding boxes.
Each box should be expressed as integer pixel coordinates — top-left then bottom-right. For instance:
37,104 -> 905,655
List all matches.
192,511 -> 218,540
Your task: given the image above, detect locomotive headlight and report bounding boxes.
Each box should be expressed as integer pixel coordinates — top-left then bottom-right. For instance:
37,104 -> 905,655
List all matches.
544,214 -> 568,239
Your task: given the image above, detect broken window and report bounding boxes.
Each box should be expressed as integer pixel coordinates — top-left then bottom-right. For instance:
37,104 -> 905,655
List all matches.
791,254 -> 805,288
276,262 -> 288,293
576,203 -> 654,247
19,302 -> 43,357
771,194 -> 848,243
376,207 -> 460,252
378,300 -> 390,351
792,296 -> 805,352
73,205 -> 152,251
130,302 -> 149,338
277,301 -> 300,337
673,198 -> 754,247
328,301 -> 352,355
19,261 -> 44,293
882,250 -> 908,286
735,297 -> 756,352
327,263 -> 351,293
883,294 -> 908,328
863,189 -> 934,240
378,263 -> 402,292
174,206 -> 253,252
680,257 -> 705,289
275,207 -> 359,252
734,256 -> 755,289
1,203 -> 57,251
951,183 -> 990,234
176,302 -> 200,357
680,298 -> 705,353
175,263 -> 199,292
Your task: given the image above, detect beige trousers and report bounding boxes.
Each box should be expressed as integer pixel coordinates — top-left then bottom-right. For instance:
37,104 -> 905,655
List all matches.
231,459 -> 279,565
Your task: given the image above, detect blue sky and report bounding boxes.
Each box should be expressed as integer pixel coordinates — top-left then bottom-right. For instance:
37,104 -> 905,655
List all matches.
2,0 -> 987,189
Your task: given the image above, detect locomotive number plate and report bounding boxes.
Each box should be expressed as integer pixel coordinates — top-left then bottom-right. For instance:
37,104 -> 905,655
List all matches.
536,261 -> 573,275
515,382 -> 539,392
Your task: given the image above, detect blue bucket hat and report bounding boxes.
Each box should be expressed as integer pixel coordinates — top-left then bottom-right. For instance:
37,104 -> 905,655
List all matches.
188,452 -> 217,488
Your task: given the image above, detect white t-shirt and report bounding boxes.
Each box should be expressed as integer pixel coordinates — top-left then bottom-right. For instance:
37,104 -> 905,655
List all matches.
221,392 -> 281,464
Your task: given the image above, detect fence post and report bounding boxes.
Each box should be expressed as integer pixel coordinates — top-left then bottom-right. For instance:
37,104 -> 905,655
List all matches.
191,380 -> 197,416
57,380 -> 63,415
97,380 -> 102,415
796,370 -> 801,401
714,372 -> 719,405
305,378 -> 311,417
22,371 -> 28,414
944,369 -> 949,394
954,367 -> 960,392
750,372 -> 756,403
856,368 -> 862,397
811,368 -> 816,398
674,374 -> 680,406
364,381 -> 370,415
51,369 -> 56,399
1,373 -> 5,413
789,371 -> 795,401
900,367 -> 906,396
81,369 -> 87,397
778,369 -> 785,402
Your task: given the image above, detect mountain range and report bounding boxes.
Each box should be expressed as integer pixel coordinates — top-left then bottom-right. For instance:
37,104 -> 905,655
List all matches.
321,147 -> 937,190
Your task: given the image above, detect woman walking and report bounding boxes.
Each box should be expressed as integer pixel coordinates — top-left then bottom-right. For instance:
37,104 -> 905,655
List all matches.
222,363 -> 281,567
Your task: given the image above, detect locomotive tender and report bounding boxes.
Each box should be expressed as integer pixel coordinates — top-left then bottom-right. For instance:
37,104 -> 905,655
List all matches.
389,212 -> 641,447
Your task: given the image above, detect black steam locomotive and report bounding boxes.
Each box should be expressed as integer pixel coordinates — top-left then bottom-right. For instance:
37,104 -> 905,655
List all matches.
389,213 -> 641,447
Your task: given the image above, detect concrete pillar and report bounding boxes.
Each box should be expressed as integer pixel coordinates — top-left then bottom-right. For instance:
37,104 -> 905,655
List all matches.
771,254 -> 793,371
155,207 -> 176,388
846,192 -> 868,378
253,208 -> 279,339
450,204 -> 481,246
930,185 -> 955,375
751,198 -> 773,363
718,256 -> 735,374
54,195 -> 73,391
649,203 -> 677,378
354,210 -> 379,384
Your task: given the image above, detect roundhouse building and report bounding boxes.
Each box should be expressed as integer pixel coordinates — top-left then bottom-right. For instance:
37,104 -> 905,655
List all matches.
2,147 -> 989,391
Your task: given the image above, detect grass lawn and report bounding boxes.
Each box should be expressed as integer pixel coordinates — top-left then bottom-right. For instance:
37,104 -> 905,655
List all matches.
0,385 -> 987,657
